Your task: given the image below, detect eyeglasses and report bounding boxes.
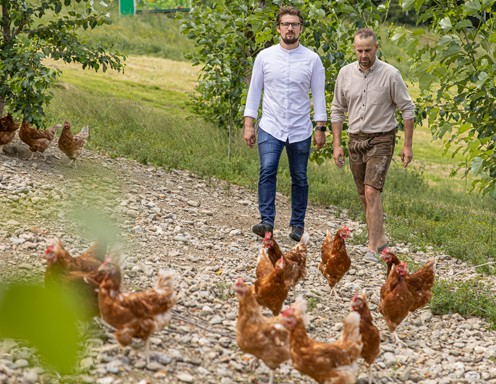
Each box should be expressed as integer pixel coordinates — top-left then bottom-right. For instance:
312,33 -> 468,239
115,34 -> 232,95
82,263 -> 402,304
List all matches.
279,22 -> 302,29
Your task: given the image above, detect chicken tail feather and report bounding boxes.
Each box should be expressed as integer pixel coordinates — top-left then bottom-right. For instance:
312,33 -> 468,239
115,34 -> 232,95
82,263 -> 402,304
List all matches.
156,270 -> 176,292
77,126 -> 90,139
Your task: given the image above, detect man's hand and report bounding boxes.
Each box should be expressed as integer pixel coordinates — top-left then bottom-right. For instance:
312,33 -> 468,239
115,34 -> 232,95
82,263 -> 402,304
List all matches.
400,145 -> 413,168
313,131 -> 326,150
244,125 -> 256,148
333,146 -> 345,168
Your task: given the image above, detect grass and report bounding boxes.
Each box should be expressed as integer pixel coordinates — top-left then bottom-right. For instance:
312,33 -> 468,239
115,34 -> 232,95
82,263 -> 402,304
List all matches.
42,14 -> 496,326
79,11 -> 195,62
432,279 -> 496,330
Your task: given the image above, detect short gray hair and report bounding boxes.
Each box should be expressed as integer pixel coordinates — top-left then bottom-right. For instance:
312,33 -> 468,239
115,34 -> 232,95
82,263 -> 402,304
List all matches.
354,28 -> 377,42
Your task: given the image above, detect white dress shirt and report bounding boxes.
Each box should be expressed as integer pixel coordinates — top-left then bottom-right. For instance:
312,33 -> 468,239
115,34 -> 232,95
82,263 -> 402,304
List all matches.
244,44 -> 327,143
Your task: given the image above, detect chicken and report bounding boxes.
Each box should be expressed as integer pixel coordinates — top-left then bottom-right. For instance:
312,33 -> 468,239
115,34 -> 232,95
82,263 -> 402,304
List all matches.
42,238 -> 110,319
280,296 -> 363,384
0,114 -> 19,154
43,238 -> 107,281
350,292 -> 380,384
234,278 -> 290,384
319,225 -> 351,297
97,267 -> 177,363
381,249 -> 436,311
51,263 -> 115,319
378,261 -> 414,344
19,120 -> 61,160
58,120 -> 90,167
262,231 -> 283,266
255,248 -> 289,316
263,231 -> 309,291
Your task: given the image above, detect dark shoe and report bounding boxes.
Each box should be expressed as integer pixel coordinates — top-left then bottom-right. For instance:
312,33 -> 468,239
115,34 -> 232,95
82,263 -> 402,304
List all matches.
252,223 -> 273,237
378,242 -> 390,253
289,226 -> 304,242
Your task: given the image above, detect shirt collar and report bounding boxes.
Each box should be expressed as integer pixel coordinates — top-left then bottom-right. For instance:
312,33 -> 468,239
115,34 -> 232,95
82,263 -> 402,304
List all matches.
278,43 -> 301,53
356,56 -> 380,73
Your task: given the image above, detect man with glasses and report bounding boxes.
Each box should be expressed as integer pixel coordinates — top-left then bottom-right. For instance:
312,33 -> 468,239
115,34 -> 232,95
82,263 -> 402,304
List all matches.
244,6 -> 327,242
331,28 -> 415,261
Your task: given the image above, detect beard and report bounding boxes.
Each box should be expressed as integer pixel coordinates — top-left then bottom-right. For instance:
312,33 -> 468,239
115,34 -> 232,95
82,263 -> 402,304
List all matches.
359,57 -> 374,69
281,34 -> 299,45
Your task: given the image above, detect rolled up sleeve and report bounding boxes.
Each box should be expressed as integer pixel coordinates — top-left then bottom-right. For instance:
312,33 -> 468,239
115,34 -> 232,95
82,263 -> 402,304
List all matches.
330,73 -> 347,123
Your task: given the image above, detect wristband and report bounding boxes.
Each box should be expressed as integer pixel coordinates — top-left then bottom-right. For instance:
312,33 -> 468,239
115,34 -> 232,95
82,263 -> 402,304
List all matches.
315,126 -> 327,132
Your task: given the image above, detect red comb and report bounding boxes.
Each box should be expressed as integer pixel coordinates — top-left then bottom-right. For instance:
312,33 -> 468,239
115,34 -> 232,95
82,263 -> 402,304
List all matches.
280,307 -> 295,317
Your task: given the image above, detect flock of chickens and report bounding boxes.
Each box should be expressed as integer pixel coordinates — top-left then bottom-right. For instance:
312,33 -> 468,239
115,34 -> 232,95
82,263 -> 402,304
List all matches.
42,238 -> 177,364
2,112 -> 438,382
235,226 -> 436,384
38,225 -> 435,384
35,196 -> 435,384
0,114 -> 89,166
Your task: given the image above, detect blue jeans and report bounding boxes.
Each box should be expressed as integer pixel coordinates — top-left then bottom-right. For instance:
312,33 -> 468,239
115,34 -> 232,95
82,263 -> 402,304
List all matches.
257,128 -> 311,229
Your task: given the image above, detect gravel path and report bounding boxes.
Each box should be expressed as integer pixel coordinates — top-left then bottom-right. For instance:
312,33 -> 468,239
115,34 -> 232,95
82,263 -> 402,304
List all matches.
1,142 -> 495,384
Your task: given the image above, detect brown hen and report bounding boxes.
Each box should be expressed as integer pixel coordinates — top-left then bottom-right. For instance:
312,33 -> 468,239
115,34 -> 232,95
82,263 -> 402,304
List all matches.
58,120 -> 90,167
0,114 -> 19,154
351,292 -> 380,384
262,231 -> 283,266
319,225 -> 351,297
255,249 -> 289,316
378,261 -> 414,344
280,296 -> 363,384
98,267 -> 177,363
43,239 -> 111,319
263,231 -> 309,291
19,120 -> 61,160
381,249 -> 436,311
234,278 -> 290,384
43,238 -> 107,281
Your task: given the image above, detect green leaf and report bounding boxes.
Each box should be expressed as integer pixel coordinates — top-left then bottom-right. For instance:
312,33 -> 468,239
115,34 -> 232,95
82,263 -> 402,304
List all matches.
391,28 -> 407,43
439,17 -> 452,31
463,0 -> 481,15
471,157 -> 484,175
400,0 -> 416,10
438,122 -> 452,139
414,0 -> 425,12
418,71 -> 435,91
476,71 -> 489,88
458,123 -> 472,134
455,20 -> 474,29
0,283 -> 82,374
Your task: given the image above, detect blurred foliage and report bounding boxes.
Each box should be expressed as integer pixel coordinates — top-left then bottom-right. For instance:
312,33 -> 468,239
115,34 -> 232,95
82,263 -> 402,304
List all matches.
137,0 -> 191,11
0,282 -> 83,374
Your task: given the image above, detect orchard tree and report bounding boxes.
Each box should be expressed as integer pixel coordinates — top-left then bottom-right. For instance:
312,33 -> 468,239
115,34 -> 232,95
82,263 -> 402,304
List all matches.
0,0 -> 125,126
180,0 -> 388,158
392,0 -> 496,197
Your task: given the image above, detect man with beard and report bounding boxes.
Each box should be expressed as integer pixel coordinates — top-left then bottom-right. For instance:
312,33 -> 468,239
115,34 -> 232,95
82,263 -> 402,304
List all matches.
330,28 -> 415,261
244,6 -> 327,242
